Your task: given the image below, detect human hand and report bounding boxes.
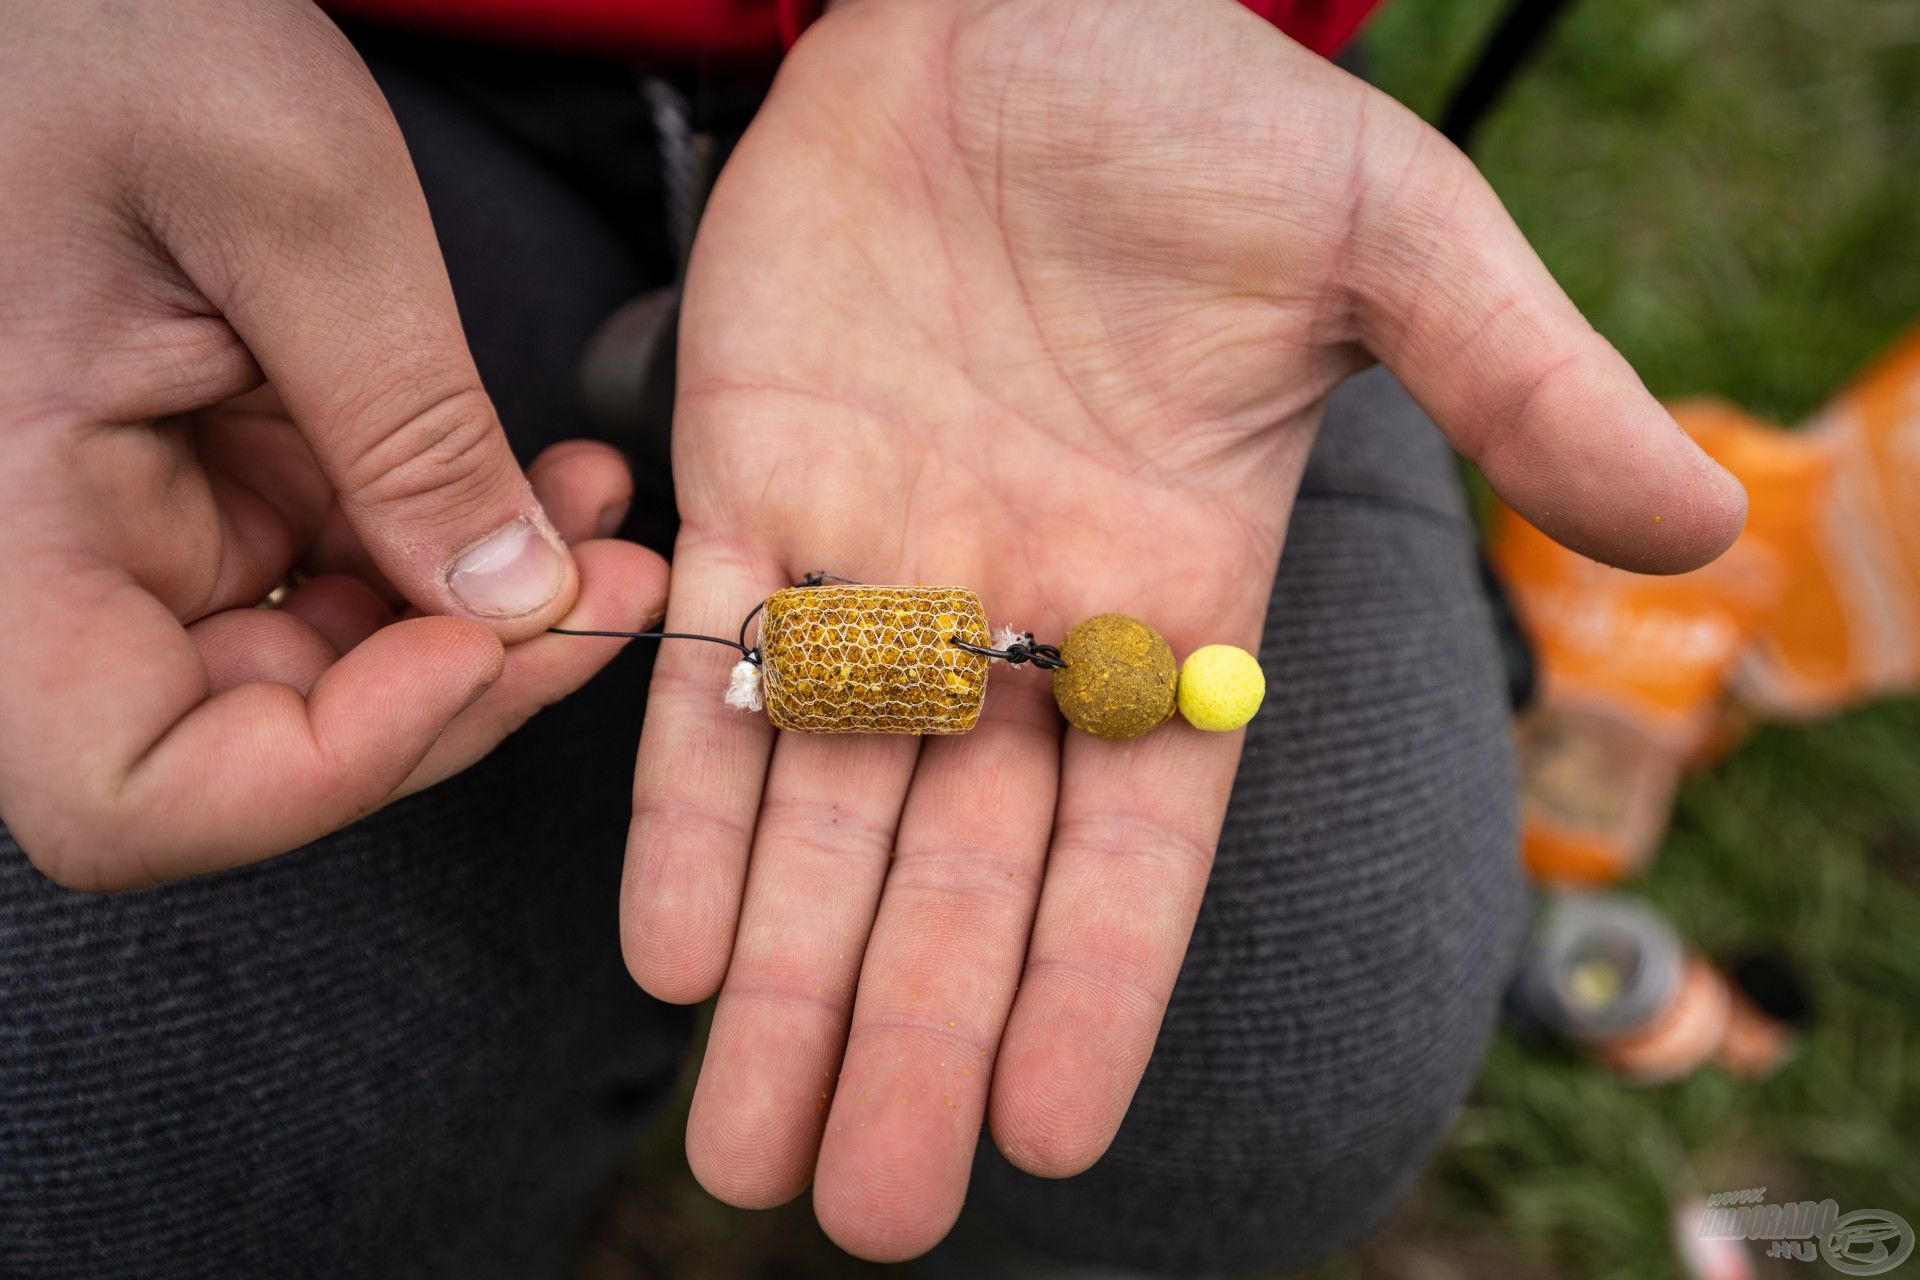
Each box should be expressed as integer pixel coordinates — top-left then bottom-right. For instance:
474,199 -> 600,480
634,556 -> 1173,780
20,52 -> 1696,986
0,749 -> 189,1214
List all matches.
0,0 -> 665,890
623,0 -> 1745,1259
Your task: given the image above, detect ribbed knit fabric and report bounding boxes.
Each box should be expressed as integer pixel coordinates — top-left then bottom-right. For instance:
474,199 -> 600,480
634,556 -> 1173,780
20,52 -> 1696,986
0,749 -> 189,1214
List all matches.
0,30 -> 1524,1280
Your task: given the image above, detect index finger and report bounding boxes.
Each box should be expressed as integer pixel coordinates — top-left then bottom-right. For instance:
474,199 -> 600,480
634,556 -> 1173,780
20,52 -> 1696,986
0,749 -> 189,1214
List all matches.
620,529 -> 786,1003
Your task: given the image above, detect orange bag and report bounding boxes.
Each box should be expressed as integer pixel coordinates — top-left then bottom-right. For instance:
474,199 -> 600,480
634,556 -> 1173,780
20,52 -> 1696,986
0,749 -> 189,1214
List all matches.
1738,327 -> 1920,717
1493,404 -> 1831,884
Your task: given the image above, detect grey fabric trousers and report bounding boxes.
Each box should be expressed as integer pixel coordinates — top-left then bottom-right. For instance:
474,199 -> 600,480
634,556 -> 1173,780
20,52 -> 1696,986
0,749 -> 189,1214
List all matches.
0,30 -> 1526,1280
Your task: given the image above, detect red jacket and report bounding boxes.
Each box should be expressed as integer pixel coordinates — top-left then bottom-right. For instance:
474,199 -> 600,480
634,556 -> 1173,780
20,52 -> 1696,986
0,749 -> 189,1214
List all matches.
322,0 -> 1380,61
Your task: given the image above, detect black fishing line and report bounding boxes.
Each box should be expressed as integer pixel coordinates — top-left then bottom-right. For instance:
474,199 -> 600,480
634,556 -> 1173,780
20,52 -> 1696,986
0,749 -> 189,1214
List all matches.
547,572 -> 1065,669
546,627 -> 757,662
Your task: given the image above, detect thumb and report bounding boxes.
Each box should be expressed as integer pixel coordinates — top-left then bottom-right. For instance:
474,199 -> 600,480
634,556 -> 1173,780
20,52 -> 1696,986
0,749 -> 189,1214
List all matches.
161,46 -> 574,639
1347,98 -> 1747,574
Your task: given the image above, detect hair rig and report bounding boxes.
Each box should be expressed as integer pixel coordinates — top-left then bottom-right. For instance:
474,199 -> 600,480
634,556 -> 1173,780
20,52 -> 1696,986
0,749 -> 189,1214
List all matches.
552,572 -> 1265,740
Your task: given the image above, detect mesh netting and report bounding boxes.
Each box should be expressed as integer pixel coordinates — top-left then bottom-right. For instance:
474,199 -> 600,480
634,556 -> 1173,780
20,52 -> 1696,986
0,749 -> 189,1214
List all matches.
759,585 -> 991,734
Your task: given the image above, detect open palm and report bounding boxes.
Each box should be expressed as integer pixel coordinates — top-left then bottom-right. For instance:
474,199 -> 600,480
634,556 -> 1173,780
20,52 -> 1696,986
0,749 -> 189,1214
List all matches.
622,0 -> 1744,1260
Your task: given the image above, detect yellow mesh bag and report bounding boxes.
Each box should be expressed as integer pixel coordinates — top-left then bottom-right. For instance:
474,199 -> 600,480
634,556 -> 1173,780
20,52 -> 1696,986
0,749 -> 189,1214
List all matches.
758,585 -> 991,734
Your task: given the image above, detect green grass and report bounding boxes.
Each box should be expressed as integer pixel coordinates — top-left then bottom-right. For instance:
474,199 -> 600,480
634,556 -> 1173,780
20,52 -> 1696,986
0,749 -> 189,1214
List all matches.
1321,1 -> 1920,1275
1317,704 -> 1920,1279
1372,0 -> 1920,424
578,2 -> 1920,1275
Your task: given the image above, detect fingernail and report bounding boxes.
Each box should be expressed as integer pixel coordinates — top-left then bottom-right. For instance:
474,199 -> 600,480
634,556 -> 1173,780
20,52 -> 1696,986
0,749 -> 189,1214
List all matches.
594,501 -> 630,539
447,517 -> 568,618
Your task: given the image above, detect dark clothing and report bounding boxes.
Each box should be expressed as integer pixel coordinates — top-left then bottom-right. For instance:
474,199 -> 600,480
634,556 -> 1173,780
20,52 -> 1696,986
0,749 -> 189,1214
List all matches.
0,30 -> 1524,1280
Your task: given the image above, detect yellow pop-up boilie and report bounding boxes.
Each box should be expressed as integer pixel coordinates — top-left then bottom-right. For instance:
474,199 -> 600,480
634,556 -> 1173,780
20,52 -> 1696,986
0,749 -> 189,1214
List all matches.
1177,643 -> 1266,731
758,585 -> 992,734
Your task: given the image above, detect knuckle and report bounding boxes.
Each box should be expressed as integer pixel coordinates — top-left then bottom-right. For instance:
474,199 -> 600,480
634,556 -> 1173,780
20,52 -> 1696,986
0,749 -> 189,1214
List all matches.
848,1014 -> 989,1068
1062,811 -> 1217,882
1465,344 -> 1584,472
1026,948 -> 1166,1025
717,974 -> 849,1025
885,855 -> 1038,920
755,795 -> 895,865
231,20 -> 395,164
168,29 -> 406,238
336,385 -> 517,529
628,797 -> 754,857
